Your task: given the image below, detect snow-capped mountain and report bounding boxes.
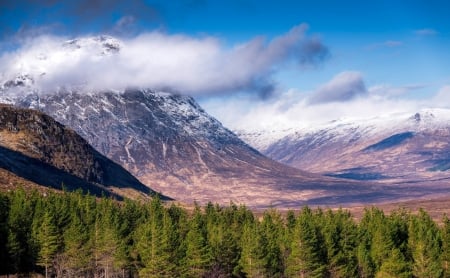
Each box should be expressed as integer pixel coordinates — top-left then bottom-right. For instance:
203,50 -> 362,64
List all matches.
9,89 -> 375,207
1,34 -> 448,207
0,35 -> 381,207
237,108 -> 450,183
0,35 -> 122,95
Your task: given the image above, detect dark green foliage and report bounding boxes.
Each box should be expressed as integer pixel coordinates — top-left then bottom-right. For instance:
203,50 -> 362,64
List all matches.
0,194 -> 10,274
286,207 -> 327,278
7,189 -> 37,273
36,210 -> 59,278
408,209 -> 442,278
0,189 -> 449,277
183,205 -> 211,277
260,209 -> 285,277
238,221 -> 265,277
321,209 -> 359,277
376,248 -> 411,278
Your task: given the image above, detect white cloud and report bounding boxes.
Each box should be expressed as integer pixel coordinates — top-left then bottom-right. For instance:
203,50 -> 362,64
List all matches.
369,84 -> 427,97
0,24 -> 328,96
201,73 -> 448,131
307,71 -> 367,104
432,85 -> 450,105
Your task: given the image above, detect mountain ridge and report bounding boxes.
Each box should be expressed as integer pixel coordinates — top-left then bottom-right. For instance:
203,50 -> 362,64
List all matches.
237,108 -> 450,183
0,104 -> 162,200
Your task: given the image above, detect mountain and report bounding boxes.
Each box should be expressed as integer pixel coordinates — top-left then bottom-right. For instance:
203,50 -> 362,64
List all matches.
2,34 -> 446,208
4,89 -> 371,207
0,104 -> 160,199
237,108 -> 450,184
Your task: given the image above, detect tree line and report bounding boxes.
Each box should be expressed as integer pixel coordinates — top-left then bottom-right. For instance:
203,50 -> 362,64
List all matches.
0,189 -> 450,277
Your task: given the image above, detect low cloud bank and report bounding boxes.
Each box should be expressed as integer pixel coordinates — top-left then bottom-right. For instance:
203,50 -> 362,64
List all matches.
201,71 -> 447,131
0,23 -> 328,96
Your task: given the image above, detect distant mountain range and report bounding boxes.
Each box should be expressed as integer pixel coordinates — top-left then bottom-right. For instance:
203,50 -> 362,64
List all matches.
237,108 -> 450,184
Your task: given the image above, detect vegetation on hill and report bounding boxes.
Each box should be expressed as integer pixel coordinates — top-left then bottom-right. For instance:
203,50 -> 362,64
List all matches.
0,104 -> 162,199
0,189 -> 449,278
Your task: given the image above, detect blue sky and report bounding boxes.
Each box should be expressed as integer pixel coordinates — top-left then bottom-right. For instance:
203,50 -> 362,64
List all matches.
1,0 -> 449,128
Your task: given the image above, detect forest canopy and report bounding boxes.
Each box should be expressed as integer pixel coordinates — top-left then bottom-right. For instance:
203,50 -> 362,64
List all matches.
0,189 -> 449,278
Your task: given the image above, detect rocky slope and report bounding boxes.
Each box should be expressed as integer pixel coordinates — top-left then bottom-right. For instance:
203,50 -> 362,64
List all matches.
0,104 -> 159,199
237,109 -> 450,184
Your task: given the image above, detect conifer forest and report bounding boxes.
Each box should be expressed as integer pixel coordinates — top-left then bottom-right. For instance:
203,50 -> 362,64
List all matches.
1,189 -> 449,278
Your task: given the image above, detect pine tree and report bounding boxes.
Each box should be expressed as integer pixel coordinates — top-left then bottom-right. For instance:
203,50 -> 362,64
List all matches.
7,188 -> 36,273
238,221 -> 265,278
409,209 -> 443,278
285,207 -> 326,278
36,211 -> 59,278
443,215 -> 450,278
91,199 -> 121,278
322,209 -> 358,278
0,194 -> 10,275
260,209 -> 284,277
62,210 -> 92,276
376,248 -> 411,278
183,206 -> 211,277
357,207 -> 385,277
136,198 -> 176,277
357,243 -> 375,278
205,206 -> 240,277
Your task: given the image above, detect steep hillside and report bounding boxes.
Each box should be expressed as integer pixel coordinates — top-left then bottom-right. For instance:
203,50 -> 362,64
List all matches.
7,90 -> 368,207
0,104 -> 160,199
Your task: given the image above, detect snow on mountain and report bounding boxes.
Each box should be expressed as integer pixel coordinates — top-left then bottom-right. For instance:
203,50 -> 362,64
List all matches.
2,34 -> 449,207
0,35 -> 122,95
0,32 -> 358,207
238,108 -> 450,182
239,108 -> 450,150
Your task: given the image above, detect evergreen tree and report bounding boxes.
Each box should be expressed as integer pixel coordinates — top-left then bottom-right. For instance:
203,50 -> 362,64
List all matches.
443,215 -> 450,278
36,210 -> 59,278
206,213 -> 240,277
238,221 -> 265,278
91,199 -> 122,278
61,209 -> 92,276
409,209 -> 443,278
322,209 -> 358,278
357,243 -> 375,278
260,209 -> 284,277
376,248 -> 411,278
357,207 -> 385,277
285,207 -> 326,278
0,194 -> 10,275
183,206 -> 211,277
136,197 -> 176,277
7,188 -> 36,273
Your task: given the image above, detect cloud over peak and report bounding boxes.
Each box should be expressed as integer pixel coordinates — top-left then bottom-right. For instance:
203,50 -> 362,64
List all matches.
0,24 -> 328,96
308,71 -> 367,104
201,71 -> 444,131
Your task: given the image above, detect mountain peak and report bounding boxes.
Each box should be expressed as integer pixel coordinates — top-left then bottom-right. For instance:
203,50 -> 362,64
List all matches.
62,35 -> 122,55
0,35 -> 123,94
